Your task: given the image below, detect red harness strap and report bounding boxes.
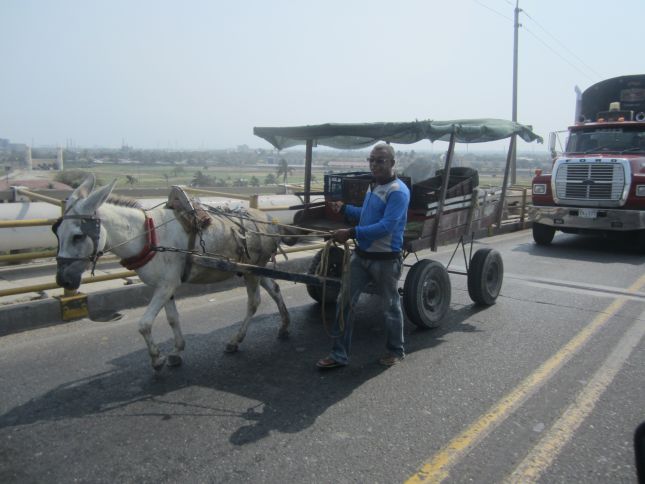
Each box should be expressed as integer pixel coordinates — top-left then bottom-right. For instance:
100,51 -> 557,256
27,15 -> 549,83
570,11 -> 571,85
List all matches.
120,216 -> 158,270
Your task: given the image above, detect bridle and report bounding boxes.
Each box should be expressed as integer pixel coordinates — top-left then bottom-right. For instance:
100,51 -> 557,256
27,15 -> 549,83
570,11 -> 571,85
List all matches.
52,208 -> 159,275
52,213 -> 103,275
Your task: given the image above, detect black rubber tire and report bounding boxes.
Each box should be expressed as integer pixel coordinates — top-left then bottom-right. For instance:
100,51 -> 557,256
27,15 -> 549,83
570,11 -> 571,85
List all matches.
306,247 -> 345,305
403,260 -> 451,329
533,222 -> 556,246
467,248 -> 503,306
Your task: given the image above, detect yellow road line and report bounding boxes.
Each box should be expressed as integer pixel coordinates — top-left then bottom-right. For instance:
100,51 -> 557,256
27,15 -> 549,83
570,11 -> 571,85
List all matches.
404,272 -> 645,484
504,306 -> 645,483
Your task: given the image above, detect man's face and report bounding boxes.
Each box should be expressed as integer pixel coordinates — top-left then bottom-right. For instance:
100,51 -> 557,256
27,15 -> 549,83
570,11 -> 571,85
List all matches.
368,147 -> 395,183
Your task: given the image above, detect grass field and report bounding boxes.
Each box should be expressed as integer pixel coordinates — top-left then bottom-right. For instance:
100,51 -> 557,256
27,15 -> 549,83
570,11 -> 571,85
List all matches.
60,162 -> 533,191
64,163 -> 320,189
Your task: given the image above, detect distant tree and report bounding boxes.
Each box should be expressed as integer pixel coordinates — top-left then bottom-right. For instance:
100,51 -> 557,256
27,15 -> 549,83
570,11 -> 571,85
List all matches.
172,166 -> 185,177
264,173 -> 277,185
249,176 -> 260,187
276,158 -> 293,185
233,178 -> 248,187
191,171 -> 213,187
163,173 -> 170,186
125,175 -> 138,186
54,169 -> 93,188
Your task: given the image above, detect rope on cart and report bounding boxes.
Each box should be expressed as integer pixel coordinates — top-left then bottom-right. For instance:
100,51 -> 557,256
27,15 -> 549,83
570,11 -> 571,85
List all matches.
318,239 -> 352,336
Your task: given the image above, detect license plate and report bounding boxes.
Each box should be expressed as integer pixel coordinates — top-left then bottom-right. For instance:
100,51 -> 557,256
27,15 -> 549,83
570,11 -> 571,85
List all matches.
579,208 -> 597,218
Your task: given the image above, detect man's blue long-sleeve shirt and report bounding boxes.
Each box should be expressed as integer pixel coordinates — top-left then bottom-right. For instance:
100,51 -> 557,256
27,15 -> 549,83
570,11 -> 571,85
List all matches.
344,178 -> 410,254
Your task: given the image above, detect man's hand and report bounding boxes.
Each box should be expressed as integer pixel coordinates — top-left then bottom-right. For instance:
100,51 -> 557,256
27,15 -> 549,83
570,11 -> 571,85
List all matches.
329,201 -> 344,214
332,228 -> 354,243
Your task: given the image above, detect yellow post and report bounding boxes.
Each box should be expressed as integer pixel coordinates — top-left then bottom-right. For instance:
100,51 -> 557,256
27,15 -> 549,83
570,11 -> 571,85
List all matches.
249,194 -> 259,209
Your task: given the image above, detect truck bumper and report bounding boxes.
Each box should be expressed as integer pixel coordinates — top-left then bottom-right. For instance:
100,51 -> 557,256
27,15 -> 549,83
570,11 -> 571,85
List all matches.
534,206 -> 645,231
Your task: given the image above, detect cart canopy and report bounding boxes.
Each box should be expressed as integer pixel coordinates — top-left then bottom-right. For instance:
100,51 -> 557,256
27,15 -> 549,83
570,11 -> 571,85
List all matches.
253,119 -> 542,150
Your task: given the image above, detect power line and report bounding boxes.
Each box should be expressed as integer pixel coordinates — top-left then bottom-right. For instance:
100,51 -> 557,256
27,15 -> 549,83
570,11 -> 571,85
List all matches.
473,1 -> 601,83
471,0 -> 513,22
521,9 -> 604,80
522,26 -> 596,83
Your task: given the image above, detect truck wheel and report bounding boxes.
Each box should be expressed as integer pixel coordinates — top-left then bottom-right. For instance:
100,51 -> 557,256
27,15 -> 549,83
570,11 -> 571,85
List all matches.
306,247 -> 344,304
403,260 -> 451,329
467,248 -> 504,306
533,223 -> 555,245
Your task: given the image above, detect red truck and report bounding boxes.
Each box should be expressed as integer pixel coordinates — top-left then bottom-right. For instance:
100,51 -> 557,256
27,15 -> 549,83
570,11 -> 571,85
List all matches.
532,74 -> 645,246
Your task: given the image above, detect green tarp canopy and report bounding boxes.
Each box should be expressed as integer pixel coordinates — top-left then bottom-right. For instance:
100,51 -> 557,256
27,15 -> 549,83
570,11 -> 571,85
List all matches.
253,118 -> 543,150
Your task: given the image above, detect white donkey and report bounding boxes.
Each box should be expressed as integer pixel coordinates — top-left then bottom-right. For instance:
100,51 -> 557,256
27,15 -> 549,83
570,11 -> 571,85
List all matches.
54,174 -> 291,370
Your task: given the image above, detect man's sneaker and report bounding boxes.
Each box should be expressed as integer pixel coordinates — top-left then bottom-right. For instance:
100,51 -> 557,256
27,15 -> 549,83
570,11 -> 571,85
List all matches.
316,357 -> 345,369
378,354 -> 404,367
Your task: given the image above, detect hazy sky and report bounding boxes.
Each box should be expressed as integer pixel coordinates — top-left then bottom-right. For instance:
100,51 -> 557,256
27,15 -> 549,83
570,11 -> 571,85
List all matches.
2,0 -> 644,152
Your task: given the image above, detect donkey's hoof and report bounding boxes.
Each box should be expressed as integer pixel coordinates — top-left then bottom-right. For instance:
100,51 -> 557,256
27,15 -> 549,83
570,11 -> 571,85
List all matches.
167,354 -> 183,367
152,356 -> 167,371
225,343 -> 239,353
278,329 -> 290,340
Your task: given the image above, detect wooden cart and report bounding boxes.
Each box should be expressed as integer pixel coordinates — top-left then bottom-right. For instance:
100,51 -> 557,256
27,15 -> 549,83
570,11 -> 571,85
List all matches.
253,119 -> 542,328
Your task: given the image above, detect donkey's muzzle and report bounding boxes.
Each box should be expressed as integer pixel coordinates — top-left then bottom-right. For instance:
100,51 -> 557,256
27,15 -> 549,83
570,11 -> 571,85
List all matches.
56,258 -> 87,290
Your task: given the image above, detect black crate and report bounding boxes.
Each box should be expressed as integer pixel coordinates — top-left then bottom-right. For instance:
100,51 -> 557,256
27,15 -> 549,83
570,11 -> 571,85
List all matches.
324,171 -> 412,205
410,174 -> 475,210
324,172 -> 372,201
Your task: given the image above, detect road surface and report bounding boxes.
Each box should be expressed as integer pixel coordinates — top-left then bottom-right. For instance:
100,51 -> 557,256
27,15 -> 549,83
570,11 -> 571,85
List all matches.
1,229 -> 644,483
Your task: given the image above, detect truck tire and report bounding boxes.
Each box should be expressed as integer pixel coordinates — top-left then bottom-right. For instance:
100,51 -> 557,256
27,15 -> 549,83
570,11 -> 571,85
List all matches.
306,247 -> 344,305
467,248 -> 503,306
533,223 -> 556,245
403,259 -> 451,329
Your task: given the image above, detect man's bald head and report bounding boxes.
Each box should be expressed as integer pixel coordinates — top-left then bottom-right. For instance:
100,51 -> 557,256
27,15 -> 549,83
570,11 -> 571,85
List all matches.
371,143 -> 395,162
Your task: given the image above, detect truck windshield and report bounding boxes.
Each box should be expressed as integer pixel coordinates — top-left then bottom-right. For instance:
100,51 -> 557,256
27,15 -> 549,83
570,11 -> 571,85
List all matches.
566,128 -> 645,154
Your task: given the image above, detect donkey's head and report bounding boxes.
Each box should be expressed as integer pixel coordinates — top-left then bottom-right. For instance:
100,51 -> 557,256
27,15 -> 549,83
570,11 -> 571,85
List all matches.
54,174 -> 116,290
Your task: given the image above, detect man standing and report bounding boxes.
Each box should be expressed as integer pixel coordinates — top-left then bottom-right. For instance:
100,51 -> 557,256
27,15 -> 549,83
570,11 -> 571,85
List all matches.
316,143 -> 410,369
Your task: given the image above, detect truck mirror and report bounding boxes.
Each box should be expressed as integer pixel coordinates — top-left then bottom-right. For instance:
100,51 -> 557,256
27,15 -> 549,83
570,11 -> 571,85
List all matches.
548,132 -> 558,161
548,132 -> 556,152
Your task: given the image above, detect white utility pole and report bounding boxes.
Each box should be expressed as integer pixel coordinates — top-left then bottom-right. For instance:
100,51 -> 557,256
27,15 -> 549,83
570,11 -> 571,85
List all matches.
511,0 -> 521,185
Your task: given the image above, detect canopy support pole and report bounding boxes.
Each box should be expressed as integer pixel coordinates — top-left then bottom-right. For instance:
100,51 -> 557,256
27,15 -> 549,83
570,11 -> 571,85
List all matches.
430,130 -> 457,251
496,134 -> 516,229
304,139 -> 313,206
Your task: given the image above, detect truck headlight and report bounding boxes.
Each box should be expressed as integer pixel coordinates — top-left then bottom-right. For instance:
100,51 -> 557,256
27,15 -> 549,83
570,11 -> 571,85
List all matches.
533,183 -> 547,195
637,185 -> 645,196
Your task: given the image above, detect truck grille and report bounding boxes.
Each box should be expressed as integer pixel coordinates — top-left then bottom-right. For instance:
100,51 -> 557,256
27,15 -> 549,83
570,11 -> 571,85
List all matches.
554,163 -> 626,201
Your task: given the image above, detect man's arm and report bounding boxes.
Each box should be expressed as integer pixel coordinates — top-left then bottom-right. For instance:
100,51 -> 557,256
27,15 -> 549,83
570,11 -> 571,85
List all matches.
354,191 -> 408,242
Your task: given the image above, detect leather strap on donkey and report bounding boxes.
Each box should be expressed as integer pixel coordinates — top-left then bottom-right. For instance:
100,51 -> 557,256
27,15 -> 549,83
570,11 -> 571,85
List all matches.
166,185 -> 213,282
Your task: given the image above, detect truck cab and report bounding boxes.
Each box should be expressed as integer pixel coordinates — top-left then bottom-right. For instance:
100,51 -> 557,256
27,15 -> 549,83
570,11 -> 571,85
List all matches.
532,75 -> 645,246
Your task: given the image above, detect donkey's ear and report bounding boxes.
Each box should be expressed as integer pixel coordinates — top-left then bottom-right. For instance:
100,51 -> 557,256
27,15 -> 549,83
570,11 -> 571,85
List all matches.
81,178 -> 117,213
69,174 -> 96,201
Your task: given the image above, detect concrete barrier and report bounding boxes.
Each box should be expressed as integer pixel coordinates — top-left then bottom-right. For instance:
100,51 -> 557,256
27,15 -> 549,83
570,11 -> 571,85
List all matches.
0,252 -> 315,337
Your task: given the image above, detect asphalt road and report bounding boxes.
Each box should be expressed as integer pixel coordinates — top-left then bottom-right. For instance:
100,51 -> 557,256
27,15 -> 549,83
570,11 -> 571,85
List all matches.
1,229 -> 644,483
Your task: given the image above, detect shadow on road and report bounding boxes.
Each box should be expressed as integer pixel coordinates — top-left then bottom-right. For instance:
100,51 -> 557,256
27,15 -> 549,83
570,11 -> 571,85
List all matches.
513,233 -> 645,265
0,296 -> 487,447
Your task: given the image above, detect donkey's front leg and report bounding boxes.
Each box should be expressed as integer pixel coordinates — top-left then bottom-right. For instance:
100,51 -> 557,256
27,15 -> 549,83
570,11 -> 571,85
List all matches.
164,295 -> 185,367
139,287 -> 174,370
260,277 -> 290,340
225,274 -> 261,353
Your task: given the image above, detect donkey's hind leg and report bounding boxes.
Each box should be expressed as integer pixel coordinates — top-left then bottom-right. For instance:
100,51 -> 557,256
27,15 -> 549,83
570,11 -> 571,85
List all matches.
260,277 -> 290,340
225,274 -> 261,353
139,287 -> 174,370
164,295 -> 185,367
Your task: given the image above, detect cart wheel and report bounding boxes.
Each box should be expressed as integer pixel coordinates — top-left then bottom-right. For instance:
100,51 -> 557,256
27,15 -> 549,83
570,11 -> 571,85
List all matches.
306,247 -> 345,305
532,223 -> 555,246
403,260 -> 451,329
467,248 -> 503,306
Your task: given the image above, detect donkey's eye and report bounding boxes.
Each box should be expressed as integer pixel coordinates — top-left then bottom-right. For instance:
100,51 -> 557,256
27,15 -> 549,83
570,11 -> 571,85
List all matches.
72,234 -> 86,243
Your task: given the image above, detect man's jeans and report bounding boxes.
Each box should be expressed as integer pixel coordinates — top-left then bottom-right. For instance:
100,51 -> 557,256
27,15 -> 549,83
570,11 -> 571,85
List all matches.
329,253 -> 404,365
